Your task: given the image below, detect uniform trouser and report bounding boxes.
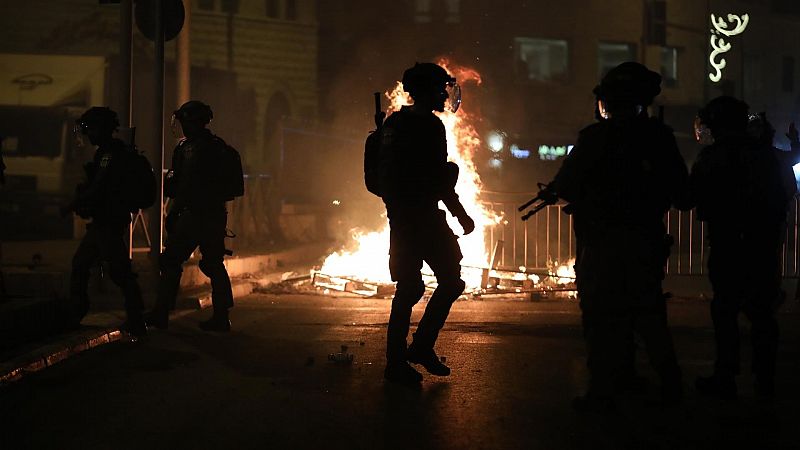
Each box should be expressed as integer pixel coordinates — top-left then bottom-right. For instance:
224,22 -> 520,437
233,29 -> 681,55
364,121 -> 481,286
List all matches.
155,210 -> 233,312
708,242 -> 781,382
386,214 -> 465,363
581,295 -> 681,398
69,222 -> 143,322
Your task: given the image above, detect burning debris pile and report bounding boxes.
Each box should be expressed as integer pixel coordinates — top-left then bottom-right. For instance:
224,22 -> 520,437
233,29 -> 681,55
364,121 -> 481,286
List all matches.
315,60 -> 577,301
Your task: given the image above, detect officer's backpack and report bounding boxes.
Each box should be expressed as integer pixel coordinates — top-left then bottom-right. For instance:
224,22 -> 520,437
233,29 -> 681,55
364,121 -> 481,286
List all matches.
364,129 -> 382,197
215,137 -> 245,201
122,147 -> 157,212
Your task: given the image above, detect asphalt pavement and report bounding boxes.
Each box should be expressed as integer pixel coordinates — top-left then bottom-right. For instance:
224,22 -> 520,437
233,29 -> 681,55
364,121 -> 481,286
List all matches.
1,294 -> 798,450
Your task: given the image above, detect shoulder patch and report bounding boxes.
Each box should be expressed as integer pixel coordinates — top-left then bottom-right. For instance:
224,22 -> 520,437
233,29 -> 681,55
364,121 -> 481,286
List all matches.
100,154 -> 112,168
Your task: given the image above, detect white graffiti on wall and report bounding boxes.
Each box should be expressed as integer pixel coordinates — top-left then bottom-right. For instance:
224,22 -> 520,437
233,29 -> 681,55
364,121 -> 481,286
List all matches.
708,13 -> 749,83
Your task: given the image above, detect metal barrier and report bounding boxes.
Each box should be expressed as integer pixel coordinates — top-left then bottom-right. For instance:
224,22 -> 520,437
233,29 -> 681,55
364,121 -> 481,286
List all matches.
128,173 -> 275,256
484,195 -> 800,277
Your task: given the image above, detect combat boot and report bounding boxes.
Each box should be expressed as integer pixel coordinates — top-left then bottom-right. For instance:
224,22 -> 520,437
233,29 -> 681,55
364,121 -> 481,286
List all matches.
384,361 -> 423,385
695,374 -> 737,400
199,309 -> 231,332
406,344 -> 450,376
144,308 -> 169,330
121,317 -> 148,338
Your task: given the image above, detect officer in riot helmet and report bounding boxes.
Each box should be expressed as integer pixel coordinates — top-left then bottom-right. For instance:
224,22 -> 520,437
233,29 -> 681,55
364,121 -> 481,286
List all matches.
63,106 -> 146,336
377,62 -> 474,385
145,100 -> 241,332
691,96 -> 787,399
552,62 -> 691,411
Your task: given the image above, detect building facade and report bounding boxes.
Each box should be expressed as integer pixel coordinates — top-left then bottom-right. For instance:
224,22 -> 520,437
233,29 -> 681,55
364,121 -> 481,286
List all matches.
0,0 -> 319,175
317,0 -> 800,191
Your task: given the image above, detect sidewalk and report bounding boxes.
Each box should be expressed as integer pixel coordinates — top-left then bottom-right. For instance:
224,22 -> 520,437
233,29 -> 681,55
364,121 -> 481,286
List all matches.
0,240 -> 330,384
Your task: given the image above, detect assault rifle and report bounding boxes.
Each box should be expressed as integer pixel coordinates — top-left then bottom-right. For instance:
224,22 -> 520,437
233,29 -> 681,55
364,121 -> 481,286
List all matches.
518,182 -> 558,221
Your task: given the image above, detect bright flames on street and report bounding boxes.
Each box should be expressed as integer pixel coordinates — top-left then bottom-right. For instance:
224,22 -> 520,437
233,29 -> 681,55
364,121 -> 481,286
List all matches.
320,60 -> 499,289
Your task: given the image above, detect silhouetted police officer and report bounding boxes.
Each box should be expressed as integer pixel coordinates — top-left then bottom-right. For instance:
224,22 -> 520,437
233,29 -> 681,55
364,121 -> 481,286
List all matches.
691,97 -> 787,399
64,107 -> 146,336
379,63 -> 475,384
552,62 -> 691,411
145,101 -> 234,332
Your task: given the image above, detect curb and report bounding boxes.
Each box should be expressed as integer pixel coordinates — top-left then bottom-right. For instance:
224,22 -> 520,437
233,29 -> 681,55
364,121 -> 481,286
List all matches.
0,328 -> 123,385
0,280 -> 258,387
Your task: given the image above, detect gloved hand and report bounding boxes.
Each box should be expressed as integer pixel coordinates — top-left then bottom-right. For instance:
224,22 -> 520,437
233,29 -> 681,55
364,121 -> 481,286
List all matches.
457,213 -> 475,235
787,122 -> 798,146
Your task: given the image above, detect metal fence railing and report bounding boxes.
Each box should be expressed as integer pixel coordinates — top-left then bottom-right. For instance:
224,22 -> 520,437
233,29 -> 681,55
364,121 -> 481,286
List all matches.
483,195 -> 800,278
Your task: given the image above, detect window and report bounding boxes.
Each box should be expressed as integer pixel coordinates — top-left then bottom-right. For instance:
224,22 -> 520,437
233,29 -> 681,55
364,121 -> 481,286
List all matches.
783,56 -> 795,92
197,0 -> 215,10
597,42 -> 636,78
415,0 -> 432,23
266,0 -> 279,18
445,0 -> 460,23
285,0 -> 297,20
661,47 -> 678,87
515,38 -> 569,82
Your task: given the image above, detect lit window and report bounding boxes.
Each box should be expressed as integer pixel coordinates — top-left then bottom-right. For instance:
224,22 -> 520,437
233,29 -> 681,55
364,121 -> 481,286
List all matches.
661,47 -> 678,87
538,145 -> 570,161
415,0 -> 431,23
515,38 -> 569,82
197,0 -> 215,10
266,0 -> 279,18
598,42 -> 636,78
445,0 -> 460,23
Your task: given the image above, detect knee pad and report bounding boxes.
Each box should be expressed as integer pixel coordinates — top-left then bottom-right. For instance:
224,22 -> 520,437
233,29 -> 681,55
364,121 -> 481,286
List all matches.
438,278 -> 466,298
394,280 -> 425,305
198,259 -> 226,278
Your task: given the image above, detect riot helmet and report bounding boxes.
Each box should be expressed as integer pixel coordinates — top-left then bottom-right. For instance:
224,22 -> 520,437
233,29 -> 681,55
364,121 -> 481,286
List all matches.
697,96 -> 749,139
402,63 -> 461,113
74,106 -> 120,147
746,111 -> 776,147
593,62 -> 661,119
171,100 -> 213,138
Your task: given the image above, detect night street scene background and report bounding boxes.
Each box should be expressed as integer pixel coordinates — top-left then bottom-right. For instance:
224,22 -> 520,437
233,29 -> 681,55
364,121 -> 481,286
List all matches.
1,1 -> 800,449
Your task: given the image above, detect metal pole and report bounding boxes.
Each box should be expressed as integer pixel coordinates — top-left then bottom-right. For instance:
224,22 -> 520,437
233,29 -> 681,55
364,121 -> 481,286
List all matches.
151,0 -> 165,258
120,0 -> 134,258
120,0 -> 133,127
176,0 -> 191,106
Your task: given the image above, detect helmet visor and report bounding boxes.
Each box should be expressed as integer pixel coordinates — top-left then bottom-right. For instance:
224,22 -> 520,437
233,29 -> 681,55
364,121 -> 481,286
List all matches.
693,116 -> 714,145
170,113 -> 184,139
445,82 -> 461,113
73,122 -> 87,148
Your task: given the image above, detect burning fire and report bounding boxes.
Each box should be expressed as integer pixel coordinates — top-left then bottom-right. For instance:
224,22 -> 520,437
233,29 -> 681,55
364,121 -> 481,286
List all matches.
320,60 -> 499,288
552,258 -> 576,285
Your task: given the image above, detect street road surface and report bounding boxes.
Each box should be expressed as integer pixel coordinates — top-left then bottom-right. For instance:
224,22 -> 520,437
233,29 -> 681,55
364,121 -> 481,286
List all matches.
2,294 -> 798,450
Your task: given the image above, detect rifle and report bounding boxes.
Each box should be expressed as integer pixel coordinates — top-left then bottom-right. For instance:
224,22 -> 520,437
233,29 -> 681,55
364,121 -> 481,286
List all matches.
518,182 -> 558,221
373,92 -> 386,129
